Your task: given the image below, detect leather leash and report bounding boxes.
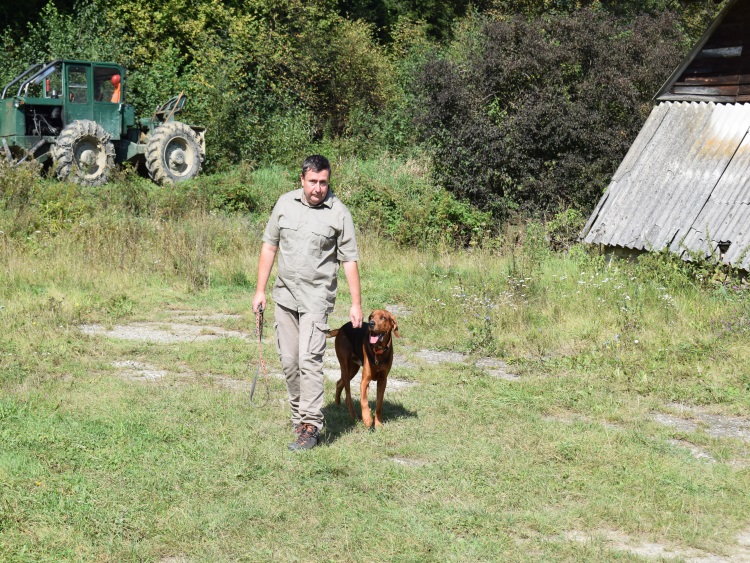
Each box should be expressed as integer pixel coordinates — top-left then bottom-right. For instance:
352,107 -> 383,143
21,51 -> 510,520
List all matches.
249,305 -> 271,407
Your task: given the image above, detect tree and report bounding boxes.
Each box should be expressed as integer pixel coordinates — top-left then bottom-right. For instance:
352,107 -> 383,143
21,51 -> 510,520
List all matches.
414,9 -> 687,217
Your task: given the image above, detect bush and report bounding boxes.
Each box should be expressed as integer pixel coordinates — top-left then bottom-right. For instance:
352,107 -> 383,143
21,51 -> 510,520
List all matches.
0,160 -> 41,210
336,156 -> 491,246
414,9 -> 686,219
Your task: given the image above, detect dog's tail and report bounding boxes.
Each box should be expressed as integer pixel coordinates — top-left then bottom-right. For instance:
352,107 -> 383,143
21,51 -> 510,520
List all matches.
325,329 -> 339,338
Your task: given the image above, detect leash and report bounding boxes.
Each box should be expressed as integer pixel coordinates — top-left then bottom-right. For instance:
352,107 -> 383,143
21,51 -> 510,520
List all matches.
249,305 -> 271,407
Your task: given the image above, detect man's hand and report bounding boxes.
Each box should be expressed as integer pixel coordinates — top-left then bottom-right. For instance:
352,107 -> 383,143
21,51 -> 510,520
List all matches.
252,290 -> 266,314
350,303 -> 363,328
253,243 -> 277,314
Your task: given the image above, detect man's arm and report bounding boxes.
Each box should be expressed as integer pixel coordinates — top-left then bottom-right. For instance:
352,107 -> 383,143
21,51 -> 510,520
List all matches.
252,242 -> 278,313
342,261 -> 363,328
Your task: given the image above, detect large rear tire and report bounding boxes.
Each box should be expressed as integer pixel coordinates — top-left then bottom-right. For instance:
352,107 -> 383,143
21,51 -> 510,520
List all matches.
52,120 -> 115,186
145,121 -> 203,184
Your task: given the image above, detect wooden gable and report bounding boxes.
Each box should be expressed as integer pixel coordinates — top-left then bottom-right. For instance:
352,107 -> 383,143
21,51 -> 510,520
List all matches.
657,0 -> 750,102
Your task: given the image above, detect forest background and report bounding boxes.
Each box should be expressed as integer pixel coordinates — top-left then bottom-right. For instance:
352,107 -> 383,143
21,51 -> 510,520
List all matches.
0,0 -> 728,229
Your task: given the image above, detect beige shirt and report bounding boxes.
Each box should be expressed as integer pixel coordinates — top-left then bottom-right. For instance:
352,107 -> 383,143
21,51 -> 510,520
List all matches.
262,188 -> 359,313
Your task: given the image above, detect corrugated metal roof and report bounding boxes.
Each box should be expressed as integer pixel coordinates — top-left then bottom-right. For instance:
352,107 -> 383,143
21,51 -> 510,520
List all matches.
582,101 -> 750,270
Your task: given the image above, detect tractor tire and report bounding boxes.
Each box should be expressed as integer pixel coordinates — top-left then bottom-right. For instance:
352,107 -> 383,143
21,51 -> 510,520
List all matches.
145,121 -> 203,185
52,120 -> 115,186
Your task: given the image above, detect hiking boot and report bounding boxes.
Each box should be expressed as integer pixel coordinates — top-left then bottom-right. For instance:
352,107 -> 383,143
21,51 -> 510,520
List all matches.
292,422 -> 303,437
288,423 -> 319,451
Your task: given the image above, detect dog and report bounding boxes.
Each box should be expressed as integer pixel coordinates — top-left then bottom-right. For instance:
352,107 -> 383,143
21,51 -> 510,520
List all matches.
327,309 -> 400,428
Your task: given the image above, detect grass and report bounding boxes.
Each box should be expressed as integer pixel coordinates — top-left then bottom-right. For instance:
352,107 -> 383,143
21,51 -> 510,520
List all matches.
2,159 -> 750,561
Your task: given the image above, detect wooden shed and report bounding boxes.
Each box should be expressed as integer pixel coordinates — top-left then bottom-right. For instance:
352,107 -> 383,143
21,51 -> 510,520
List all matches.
581,0 -> 750,269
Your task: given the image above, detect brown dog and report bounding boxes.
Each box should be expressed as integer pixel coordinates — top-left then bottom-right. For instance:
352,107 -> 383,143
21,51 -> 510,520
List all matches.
328,309 -> 400,428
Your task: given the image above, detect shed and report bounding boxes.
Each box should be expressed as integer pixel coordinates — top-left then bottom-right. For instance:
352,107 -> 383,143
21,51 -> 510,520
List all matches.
581,0 -> 750,269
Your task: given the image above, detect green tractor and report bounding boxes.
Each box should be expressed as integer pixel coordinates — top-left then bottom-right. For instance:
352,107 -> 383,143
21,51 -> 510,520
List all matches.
0,60 -> 205,185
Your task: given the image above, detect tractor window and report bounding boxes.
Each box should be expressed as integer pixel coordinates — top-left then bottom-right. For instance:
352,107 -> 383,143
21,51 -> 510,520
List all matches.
94,67 -> 121,103
67,66 -> 88,104
20,63 -> 62,98
44,64 -> 62,99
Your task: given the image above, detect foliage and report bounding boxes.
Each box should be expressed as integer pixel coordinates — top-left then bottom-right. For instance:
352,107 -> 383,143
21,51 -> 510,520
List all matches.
414,8 -> 687,218
338,0 -> 484,40
0,156 -> 487,248
0,160 -> 41,211
546,208 -> 586,251
0,0 -> 727,186
336,156 -> 491,246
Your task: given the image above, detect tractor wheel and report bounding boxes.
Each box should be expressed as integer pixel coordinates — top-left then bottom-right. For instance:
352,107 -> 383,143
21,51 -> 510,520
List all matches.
52,120 -> 115,186
145,121 -> 203,184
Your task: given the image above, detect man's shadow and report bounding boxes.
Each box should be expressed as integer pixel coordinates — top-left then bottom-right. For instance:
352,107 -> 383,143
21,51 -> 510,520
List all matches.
322,400 -> 417,444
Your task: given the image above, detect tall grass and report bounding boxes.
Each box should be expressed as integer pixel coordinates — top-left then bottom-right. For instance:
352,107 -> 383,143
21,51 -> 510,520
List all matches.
2,158 -> 750,560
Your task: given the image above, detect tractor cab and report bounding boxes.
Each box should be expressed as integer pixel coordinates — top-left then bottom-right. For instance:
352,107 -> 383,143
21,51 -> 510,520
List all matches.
1,59 -> 204,186
1,60 -> 130,154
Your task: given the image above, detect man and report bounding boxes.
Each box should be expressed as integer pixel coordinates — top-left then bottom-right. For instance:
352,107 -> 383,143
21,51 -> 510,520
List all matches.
252,155 -> 363,451
110,74 -> 121,103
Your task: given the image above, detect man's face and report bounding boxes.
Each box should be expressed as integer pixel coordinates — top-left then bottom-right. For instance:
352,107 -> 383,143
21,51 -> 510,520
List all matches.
301,168 -> 330,207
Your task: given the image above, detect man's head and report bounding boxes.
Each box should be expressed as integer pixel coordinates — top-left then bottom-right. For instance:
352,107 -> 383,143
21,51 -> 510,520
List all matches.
300,154 -> 331,207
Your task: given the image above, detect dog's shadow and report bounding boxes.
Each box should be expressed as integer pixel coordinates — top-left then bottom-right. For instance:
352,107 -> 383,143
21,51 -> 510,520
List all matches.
322,400 -> 417,444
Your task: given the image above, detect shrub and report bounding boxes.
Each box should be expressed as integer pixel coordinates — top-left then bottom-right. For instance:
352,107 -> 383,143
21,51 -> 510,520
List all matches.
0,160 -> 41,210
337,156 -> 491,246
414,8 -> 686,219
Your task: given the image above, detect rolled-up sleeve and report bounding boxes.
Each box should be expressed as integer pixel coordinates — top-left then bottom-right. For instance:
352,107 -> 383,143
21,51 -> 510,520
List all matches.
262,202 -> 281,247
337,210 -> 359,262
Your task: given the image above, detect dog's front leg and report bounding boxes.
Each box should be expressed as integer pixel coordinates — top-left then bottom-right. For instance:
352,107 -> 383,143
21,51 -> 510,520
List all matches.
343,369 -> 357,420
374,378 -> 387,427
360,370 -> 373,427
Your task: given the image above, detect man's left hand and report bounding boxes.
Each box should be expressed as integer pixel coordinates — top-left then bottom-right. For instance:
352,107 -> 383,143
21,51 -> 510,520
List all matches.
350,304 -> 363,328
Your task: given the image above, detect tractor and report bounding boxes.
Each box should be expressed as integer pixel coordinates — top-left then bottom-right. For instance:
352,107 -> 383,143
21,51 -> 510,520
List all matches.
0,60 -> 205,185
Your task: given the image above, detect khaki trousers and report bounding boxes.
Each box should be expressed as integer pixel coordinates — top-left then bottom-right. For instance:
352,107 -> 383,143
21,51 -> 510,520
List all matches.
274,304 -> 329,430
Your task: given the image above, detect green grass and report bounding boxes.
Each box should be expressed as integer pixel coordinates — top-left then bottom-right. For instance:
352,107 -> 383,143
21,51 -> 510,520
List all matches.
2,160 -> 750,561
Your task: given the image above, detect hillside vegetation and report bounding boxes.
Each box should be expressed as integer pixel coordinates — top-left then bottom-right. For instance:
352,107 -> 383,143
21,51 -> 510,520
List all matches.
1,0 -> 726,218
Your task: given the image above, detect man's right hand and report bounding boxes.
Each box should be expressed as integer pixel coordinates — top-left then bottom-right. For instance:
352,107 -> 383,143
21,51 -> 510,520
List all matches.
252,291 -> 266,314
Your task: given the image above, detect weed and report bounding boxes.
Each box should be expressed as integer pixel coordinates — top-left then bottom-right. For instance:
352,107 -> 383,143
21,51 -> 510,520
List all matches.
712,287 -> 750,338
453,275 -> 498,354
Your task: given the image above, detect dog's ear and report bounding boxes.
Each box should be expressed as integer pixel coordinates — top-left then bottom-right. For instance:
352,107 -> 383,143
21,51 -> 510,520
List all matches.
387,312 -> 400,338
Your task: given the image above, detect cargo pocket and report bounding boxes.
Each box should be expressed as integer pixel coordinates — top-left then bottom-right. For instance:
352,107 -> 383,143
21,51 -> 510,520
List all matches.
274,321 -> 282,359
307,321 -> 329,356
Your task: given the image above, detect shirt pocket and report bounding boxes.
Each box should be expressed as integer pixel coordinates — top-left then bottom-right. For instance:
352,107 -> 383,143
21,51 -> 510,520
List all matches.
278,218 -> 299,254
308,223 -> 336,258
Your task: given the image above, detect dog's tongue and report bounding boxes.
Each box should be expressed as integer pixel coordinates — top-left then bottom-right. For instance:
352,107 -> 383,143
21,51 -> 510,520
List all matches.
369,334 -> 380,345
